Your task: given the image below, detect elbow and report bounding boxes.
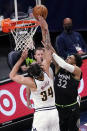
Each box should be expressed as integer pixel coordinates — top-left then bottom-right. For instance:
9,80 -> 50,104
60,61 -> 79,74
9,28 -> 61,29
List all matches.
9,72 -> 14,80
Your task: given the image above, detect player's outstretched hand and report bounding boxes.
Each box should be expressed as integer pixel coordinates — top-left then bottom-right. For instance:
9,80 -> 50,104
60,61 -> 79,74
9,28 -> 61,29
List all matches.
21,50 -> 28,61
38,16 -> 48,31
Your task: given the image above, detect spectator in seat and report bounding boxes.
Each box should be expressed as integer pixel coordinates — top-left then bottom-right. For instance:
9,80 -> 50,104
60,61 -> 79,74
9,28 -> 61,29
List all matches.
55,18 -> 87,59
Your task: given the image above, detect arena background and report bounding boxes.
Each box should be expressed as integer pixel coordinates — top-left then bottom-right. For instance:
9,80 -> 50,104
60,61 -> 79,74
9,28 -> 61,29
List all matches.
0,0 -> 87,131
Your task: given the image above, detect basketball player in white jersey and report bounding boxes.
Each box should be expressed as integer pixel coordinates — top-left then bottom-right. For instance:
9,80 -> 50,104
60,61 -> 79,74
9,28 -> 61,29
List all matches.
9,49 -> 60,131
26,47 -> 54,108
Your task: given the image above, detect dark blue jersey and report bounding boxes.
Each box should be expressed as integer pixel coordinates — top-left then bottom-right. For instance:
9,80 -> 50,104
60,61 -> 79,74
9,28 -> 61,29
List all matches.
54,68 -> 81,105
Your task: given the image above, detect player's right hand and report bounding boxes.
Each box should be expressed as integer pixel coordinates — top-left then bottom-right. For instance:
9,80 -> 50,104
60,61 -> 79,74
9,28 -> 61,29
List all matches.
21,50 -> 28,60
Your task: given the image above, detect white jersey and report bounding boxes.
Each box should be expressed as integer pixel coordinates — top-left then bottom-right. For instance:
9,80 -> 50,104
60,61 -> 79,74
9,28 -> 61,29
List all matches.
31,71 -> 60,131
31,72 -> 55,110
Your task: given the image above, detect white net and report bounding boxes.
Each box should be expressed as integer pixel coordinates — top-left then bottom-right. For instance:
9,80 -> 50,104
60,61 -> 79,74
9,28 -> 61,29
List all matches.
11,20 -> 38,51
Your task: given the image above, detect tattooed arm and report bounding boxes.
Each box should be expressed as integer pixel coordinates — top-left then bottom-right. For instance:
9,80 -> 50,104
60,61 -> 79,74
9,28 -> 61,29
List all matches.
38,16 -> 60,73
38,16 -> 51,46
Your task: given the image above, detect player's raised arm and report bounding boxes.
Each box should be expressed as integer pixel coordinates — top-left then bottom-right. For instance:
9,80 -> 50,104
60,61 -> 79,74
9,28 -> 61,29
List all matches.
38,16 -> 51,46
9,50 -> 34,87
38,16 -> 60,72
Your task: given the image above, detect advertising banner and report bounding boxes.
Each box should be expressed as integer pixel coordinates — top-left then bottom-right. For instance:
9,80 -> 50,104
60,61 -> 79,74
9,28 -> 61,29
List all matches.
78,59 -> 87,97
0,59 -> 87,125
0,82 -> 34,125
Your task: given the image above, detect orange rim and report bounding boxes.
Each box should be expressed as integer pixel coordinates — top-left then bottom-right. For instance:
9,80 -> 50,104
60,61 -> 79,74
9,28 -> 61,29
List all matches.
10,20 -> 40,29
1,18 -> 40,33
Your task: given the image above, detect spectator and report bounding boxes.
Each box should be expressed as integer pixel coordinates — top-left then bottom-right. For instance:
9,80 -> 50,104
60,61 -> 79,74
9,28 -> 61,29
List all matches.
55,18 -> 87,59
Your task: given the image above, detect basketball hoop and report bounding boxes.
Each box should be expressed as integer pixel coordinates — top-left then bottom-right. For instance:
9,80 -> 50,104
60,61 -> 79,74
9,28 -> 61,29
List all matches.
1,18 -> 40,51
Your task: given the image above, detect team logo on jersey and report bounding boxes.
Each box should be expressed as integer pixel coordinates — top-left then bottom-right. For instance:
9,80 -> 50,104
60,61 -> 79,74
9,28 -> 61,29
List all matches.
58,73 -> 70,80
41,81 -> 49,90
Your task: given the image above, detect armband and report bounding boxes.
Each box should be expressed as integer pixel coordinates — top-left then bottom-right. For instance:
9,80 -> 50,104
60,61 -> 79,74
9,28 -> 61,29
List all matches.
52,53 -> 75,73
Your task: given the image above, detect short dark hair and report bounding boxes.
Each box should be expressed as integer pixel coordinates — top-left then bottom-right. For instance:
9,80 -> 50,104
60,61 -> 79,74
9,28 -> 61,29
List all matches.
27,63 -> 43,78
34,47 -> 44,55
73,54 -> 83,67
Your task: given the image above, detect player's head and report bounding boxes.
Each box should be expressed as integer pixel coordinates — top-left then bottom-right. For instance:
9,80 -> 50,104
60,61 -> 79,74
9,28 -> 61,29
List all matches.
63,18 -> 72,25
73,54 -> 83,67
66,54 -> 82,67
27,63 -> 44,79
34,47 -> 45,63
63,18 -> 72,33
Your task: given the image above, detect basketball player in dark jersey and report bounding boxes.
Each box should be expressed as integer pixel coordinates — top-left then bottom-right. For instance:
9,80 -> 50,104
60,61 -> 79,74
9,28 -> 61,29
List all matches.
53,53 -> 82,131
38,16 -> 82,131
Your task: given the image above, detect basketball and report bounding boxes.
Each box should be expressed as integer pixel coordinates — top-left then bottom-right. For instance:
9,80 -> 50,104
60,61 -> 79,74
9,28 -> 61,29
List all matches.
33,5 -> 48,20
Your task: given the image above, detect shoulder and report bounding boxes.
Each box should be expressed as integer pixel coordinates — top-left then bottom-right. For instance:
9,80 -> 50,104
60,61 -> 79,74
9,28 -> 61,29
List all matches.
23,76 -> 36,89
22,76 -> 33,84
73,31 -> 81,36
56,32 -> 65,39
44,67 -> 54,80
73,65 -> 82,80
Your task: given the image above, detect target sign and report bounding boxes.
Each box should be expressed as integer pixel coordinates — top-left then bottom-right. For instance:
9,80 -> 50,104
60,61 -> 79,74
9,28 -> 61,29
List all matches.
1,58 -> 87,125
78,59 -> 87,97
0,82 -> 34,124
20,85 -> 27,106
0,90 -> 16,116
20,85 -> 34,107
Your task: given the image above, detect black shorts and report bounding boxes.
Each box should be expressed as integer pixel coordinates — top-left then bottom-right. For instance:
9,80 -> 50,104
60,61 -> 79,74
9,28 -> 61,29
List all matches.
56,103 -> 80,131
